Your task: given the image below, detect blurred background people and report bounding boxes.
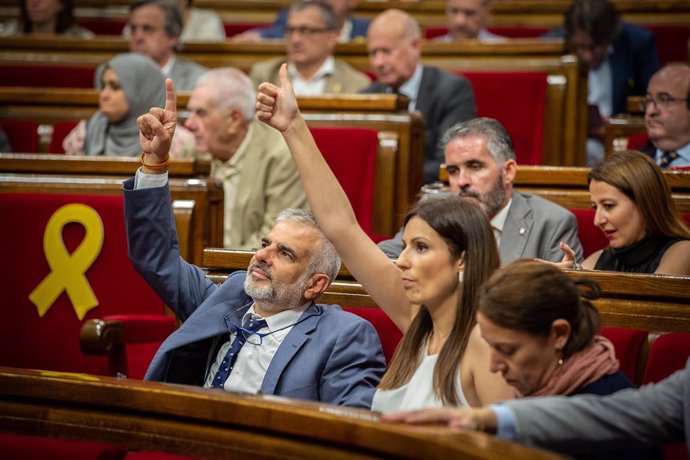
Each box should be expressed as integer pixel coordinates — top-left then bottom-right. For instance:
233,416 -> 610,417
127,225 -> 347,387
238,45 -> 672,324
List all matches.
127,0 -> 207,91
563,0 -> 660,164
0,0 -> 93,36
63,53 -> 193,157
435,0 -> 503,42
177,0 -> 225,42
362,9 -> 476,184
640,64 -> 690,169
558,150 -> 690,275
249,1 -> 369,95
234,0 -> 368,43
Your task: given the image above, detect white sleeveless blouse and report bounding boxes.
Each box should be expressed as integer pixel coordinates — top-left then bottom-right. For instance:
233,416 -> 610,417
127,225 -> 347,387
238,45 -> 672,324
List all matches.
371,347 -> 470,413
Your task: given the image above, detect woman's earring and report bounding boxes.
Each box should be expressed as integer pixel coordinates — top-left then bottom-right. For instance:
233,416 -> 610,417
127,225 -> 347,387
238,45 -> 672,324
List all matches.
458,270 -> 464,283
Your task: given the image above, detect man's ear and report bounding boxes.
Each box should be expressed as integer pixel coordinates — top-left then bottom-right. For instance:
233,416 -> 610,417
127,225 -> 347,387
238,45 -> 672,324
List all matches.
503,159 -> 517,184
226,109 -> 244,134
303,274 -> 331,301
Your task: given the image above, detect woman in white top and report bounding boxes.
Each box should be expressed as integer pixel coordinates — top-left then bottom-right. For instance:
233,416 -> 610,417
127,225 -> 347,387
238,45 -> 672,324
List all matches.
255,65 -> 513,412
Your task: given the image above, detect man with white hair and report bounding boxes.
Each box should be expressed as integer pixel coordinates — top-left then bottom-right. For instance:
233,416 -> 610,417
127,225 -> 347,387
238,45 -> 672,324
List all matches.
184,67 -> 308,249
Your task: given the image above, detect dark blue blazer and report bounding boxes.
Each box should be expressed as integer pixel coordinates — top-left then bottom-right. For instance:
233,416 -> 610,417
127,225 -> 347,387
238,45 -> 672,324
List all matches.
122,178 -> 386,408
258,8 -> 370,40
362,66 -> 476,184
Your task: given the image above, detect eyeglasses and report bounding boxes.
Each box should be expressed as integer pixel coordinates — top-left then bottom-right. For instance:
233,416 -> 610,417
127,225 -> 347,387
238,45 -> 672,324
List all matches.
284,26 -> 334,37
642,94 -> 688,109
223,310 -> 320,346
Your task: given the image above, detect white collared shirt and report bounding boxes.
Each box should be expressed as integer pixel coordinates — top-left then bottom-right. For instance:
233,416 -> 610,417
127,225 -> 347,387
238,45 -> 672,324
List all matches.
490,198 -> 512,247
288,56 -> 335,96
160,56 -> 175,77
396,64 -> 424,111
338,19 -> 352,43
203,303 -> 309,393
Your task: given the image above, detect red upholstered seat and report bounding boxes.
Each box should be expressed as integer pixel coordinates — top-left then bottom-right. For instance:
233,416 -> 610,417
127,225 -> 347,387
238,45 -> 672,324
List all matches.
343,307 -> 402,365
0,119 -> 39,153
460,71 -> 547,165
0,64 -> 95,88
644,24 -> 690,66
223,22 -> 270,37
0,433 -> 127,460
626,132 -> 649,151
641,333 -> 690,460
76,18 -> 125,35
570,209 -> 609,258
0,193 -> 170,378
598,327 -> 647,383
310,127 -> 378,237
50,120 -> 80,153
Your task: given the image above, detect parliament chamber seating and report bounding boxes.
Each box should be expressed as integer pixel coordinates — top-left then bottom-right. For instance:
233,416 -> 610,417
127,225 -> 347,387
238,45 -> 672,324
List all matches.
0,192 -> 170,378
0,119 -> 38,153
0,63 -> 95,88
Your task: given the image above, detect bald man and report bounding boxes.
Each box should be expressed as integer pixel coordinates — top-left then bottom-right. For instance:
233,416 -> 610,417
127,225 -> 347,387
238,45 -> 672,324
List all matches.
361,9 -> 476,184
640,64 -> 690,169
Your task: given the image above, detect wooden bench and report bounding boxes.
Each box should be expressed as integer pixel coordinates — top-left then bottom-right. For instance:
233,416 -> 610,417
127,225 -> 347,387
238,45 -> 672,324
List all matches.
0,36 -> 587,165
1,0 -> 686,29
0,89 -> 423,234
604,96 -> 647,155
0,367 -> 563,460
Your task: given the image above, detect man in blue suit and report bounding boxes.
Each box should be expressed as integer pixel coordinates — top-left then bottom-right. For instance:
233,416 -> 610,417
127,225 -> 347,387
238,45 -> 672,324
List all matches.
233,0 -> 369,43
563,0 -> 660,164
126,79 -> 386,408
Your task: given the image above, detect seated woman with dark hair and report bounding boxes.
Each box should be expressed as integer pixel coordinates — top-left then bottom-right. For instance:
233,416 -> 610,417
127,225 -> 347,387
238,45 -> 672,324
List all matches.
385,259 -> 661,460
0,0 -> 93,36
63,53 -> 193,157
559,150 -> 690,275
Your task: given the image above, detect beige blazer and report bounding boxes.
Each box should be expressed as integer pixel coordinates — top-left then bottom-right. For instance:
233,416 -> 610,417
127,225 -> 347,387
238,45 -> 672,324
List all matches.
249,57 -> 370,94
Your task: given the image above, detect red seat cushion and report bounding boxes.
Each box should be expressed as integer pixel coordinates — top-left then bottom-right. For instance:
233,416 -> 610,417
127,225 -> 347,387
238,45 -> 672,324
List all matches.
0,120 -> 39,153
0,193 -> 164,375
310,127 -> 378,234
460,71 -> 547,165
223,22 -> 270,37
76,18 -> 125,35
50,120 -> 80,153
0,433 -> 126,460
598,327 -> 647,383
627,132 -> 649,151
644,24 -> 690,66
0,64 -> 95,88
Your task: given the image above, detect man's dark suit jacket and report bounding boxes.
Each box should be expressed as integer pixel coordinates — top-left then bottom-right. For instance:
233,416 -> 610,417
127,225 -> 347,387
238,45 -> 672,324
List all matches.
362,66 -> 476,184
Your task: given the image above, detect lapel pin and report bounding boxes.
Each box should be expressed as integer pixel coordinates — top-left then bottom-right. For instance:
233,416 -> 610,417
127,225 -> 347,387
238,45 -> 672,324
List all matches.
519,227 -> 526,235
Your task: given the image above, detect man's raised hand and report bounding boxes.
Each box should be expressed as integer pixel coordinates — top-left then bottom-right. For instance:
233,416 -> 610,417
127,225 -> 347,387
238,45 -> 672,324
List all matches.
256,63 -> 299,133
138,78 -> 177,164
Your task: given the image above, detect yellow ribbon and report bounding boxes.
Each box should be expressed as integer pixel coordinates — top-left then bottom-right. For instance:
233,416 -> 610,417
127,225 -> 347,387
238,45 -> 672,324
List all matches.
29,203 -> 104,320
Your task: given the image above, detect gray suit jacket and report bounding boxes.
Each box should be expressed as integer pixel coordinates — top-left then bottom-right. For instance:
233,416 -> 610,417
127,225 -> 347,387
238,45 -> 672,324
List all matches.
249,57 -> 370,94
123,178 -> 386,408
362,65 -> 476,184
169,57 -> 208,91
377,191 -> 583,264
502,358 -> 690,455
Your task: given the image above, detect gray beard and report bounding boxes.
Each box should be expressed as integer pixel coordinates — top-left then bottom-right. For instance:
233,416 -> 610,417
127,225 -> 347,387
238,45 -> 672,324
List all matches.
459,173 -> 507,219
244,265 -> 309,312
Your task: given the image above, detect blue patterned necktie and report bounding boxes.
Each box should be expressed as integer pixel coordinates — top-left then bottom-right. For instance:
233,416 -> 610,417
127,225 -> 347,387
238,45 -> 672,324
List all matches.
211,316 -> 267,389
659,150 -> 679,168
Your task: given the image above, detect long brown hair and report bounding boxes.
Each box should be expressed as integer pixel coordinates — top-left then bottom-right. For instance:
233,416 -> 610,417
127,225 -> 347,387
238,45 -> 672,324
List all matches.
378,195 -> 499,404
589,150 -> 690,240
478,260 -> 601,358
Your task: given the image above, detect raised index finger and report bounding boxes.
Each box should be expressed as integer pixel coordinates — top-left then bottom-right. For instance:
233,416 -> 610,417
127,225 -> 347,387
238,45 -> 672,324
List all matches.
164,78 -> 176,114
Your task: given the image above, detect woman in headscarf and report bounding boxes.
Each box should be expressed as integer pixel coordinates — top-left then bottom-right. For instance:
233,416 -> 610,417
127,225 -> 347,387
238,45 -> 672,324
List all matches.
63,53 -> 193,157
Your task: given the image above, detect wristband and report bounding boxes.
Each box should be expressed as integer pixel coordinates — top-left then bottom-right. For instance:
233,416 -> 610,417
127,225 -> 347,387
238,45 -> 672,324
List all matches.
140,152 -> 170,170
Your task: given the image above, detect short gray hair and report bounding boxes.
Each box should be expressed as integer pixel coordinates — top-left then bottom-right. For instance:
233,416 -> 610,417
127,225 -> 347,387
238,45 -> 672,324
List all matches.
290,1 -> 339,30
129,0 -> 182,37
195,67 -> 256,121
441,117 -> 515,164
275,208 -> 342,282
